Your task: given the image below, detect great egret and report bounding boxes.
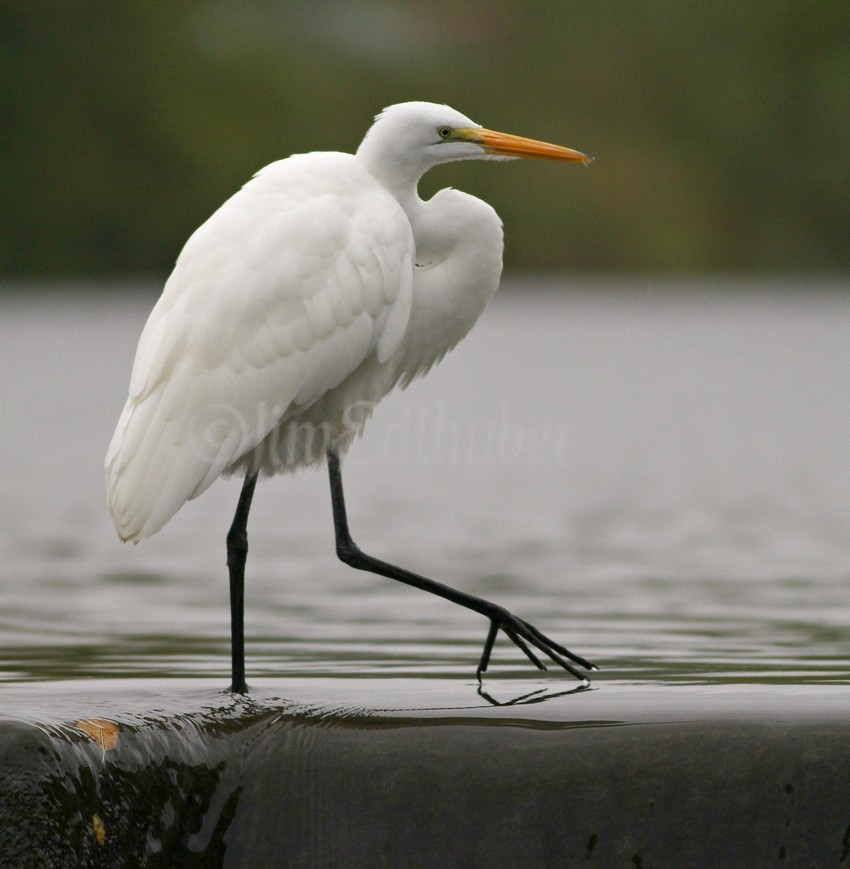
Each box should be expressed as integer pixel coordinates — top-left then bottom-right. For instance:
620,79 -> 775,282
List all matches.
106,101 -> 596,692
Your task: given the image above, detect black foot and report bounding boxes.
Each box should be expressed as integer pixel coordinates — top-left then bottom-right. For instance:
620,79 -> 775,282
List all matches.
229,679 -> 248,695
477,606 -> 597,683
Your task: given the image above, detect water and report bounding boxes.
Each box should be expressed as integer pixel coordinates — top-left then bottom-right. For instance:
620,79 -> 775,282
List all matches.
1,279 -> 849,689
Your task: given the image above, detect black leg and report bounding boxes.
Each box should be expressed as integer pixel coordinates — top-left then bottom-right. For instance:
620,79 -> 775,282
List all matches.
326,451 -> 596,682
226,471 -> 258,694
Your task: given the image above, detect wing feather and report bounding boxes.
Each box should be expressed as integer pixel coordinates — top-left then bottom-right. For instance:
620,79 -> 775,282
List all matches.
106,153 -> 413,541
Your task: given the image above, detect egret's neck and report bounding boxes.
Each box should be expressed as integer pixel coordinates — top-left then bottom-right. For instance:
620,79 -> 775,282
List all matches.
356,143 -> 427,218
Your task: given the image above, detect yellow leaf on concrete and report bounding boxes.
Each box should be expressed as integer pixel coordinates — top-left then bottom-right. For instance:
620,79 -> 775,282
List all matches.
75,718 -> 120,753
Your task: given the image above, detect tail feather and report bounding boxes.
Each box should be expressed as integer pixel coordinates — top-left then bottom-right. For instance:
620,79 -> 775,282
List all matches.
105,381 -> 250,542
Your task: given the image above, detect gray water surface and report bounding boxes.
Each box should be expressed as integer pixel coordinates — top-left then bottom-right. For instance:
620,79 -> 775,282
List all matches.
1,280 -> 848,688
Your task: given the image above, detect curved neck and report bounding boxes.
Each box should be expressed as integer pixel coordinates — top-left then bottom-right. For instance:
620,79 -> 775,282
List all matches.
356,142 -> 425,218
394,188 -> 504,383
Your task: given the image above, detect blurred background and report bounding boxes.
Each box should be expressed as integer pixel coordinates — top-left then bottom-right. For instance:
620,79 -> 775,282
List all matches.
2,0 -> 848,280
1,1 -> 849,689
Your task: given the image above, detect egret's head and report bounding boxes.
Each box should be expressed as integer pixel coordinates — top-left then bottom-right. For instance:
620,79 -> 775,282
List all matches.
356,101 -> 592,185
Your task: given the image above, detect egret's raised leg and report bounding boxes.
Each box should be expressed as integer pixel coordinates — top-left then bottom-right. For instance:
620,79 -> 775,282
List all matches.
226,471 -> 258,694
326,451 -> 596,682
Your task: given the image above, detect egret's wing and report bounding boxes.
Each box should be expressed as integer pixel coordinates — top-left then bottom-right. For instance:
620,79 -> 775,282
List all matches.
106,153 -> 413,542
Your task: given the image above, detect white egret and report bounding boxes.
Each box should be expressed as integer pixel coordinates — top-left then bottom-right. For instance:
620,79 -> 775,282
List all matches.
105,101 -> 596,692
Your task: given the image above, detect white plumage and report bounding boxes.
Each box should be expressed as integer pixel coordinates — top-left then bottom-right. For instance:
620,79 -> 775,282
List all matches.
106,150 -> 418,540
108,103 -> 524,541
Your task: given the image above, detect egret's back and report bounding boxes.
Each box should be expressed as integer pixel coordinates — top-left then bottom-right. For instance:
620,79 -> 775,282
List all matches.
106,152 -> 414,542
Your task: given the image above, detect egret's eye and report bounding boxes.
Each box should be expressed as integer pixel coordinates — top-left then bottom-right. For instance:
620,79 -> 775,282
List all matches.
437,127 -> 453,140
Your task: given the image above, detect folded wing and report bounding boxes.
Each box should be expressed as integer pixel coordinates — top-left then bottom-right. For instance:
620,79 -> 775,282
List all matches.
106,153 -> 413,542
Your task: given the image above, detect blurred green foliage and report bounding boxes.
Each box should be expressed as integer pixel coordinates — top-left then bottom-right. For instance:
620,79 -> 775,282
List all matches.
2,0 -> 848,277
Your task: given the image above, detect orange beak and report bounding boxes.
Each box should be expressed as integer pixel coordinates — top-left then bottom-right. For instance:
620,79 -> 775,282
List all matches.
462,127 -> 593,164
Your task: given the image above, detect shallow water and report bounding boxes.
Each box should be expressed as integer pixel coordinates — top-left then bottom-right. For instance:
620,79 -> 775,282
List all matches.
1,279 -> 849,688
